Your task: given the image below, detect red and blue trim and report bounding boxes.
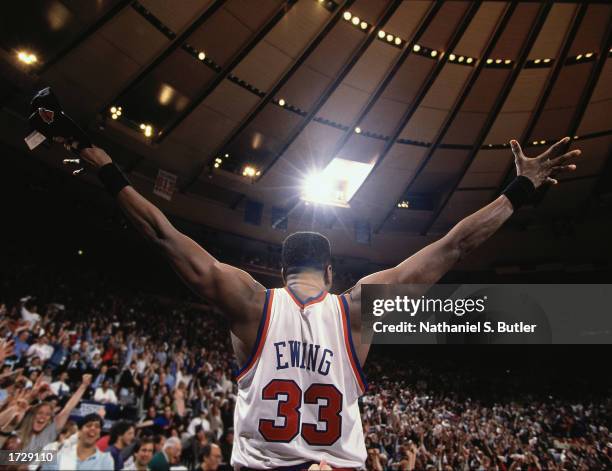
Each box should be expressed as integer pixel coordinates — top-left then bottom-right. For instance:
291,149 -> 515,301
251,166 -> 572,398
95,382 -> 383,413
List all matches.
285,286 -> 327,309
338,294 -> 368,394
235,289 -> 274,382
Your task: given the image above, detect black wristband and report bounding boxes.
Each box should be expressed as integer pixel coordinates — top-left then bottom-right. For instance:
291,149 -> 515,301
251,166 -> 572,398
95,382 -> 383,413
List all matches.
98,163 -> 130,197
502,175 -> 535,210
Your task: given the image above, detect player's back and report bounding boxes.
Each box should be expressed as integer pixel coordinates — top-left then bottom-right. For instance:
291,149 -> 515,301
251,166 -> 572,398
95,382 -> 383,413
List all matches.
231,287 -> 367,468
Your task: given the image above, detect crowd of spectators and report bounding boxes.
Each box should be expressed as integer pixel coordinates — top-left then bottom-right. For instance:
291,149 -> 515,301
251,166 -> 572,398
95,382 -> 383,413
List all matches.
0,264 -> 610,470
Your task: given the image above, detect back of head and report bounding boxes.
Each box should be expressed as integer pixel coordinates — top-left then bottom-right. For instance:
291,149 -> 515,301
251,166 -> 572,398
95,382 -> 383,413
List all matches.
281,232 -> 331,278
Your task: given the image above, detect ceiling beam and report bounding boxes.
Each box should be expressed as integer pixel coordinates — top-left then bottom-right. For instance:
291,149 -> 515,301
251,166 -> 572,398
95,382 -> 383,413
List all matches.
182,0 -> 357,191
421,1 -> 553,235
495,3 -> 588,194
373,2 -> 519,234
39,0 -> 133,74
315,1 -> 445,172
103,0 -> 227,128
255,0 -> 404,178
156,0 -> 299,144
533,9 -> 612,205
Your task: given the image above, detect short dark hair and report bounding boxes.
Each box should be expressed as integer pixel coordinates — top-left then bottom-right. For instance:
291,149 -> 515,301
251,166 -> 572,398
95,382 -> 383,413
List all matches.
109,420 -> 134,445
78,413 -> 103,429
134,437 -> 154,452
281,232 -> 331,276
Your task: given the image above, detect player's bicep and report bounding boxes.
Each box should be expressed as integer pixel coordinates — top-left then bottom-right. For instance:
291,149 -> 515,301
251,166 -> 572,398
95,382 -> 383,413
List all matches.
160,230 -> 265,318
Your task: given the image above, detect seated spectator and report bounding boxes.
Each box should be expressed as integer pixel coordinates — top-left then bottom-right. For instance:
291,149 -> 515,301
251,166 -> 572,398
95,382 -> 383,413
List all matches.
199,443 -> 222,471
182,426 -> 210,470
108,420 -> 135,470
187,410 -> 210,437
149,436 -> 181,471
12,330 -> 30,359
49,371 -> 70,398
26,335 -> 54,363
94,379 -> 118,405
43,413 -> 114,471
122,437 -> 154,471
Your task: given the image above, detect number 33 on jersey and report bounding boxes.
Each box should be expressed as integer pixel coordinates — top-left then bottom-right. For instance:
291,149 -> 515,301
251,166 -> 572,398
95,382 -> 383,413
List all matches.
231,287 -> 367,468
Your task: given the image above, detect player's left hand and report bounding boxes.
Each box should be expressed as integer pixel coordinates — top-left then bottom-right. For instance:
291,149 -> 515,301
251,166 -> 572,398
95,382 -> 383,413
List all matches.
308,460 -> 332,470
511,137 -> 581,188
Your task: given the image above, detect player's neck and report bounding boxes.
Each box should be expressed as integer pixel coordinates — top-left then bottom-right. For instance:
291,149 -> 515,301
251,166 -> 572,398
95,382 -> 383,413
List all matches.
285,272 -> 327,300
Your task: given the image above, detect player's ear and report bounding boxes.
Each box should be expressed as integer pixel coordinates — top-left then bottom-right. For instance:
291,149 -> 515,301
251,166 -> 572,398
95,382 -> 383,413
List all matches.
324,264 -> 333,287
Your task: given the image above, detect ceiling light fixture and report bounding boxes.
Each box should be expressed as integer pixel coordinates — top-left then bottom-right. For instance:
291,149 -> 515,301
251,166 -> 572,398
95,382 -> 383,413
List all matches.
458,56 -> 464,63
198,51 -> 206,61
360,21 -> 368,30
486,58 -> 493,64
576,54 -> 582,60
343,11 -> 351,21
449,53 -> 456,61
413,44 -> 421,52
17,51 -> 37,64
278,98 -> 286,107
378,30 -> 385,39
386,34 -> 394,43
430,50 -> 438,58
351,16 -> 360,26
466,57 -> 473,64
354,127 -> 362,134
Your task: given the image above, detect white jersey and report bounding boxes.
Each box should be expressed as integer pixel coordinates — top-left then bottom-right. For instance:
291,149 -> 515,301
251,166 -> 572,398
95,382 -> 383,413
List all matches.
232,287 -> 367,469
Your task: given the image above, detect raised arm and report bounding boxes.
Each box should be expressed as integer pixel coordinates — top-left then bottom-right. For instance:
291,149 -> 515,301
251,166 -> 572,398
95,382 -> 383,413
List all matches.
346,138 -> 581,363
78,148 -> 266,326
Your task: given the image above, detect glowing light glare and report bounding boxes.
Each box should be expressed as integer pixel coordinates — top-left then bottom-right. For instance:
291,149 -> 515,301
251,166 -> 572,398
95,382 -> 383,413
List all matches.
430,50 -> 438,57
412,44 -> 421,52
386,34 -> 394,43
394,37 -> 401,46
242,165 -> 257,177
17,51 -> 37,64
351,16 -> 360,26
360,21 -> 368,30
301,157 -> 374,207
354,126 -> 361,134
486,58 -> 493,64
458,56 -> 464,63
543,58 -> 551,63
144,125 -> 153,137
343,11 -> 351,21
504,59 -> 511,64
466,57 -> 473,64
198,51 -> 206,61
449,53 -> 456,61
540,140 -> 546,145
110,106 -> 117,114
534,59 -> 541,64
576,54 -> 582,60
139,123 -> 146,130
378,30 -> 385,39
111,114 -> 118,120
278,98 -> 286,106
495,58 -> 502,64
585,52 -> 593,58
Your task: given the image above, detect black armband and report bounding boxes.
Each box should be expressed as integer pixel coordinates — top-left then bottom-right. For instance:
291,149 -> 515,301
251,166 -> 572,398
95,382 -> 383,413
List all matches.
98,163 -> 130,197
502,175 -> 535,210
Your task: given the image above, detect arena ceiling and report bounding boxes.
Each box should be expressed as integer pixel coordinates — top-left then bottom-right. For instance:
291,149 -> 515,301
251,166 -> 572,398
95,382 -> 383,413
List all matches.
1,0 -> 611,267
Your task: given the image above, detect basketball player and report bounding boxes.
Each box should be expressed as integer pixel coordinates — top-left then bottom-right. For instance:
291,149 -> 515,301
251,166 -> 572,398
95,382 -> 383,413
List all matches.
72,137 -> 579,469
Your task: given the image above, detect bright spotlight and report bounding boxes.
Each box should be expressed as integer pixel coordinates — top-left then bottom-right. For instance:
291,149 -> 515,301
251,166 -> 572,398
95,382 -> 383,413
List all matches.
301,158 -> 374,207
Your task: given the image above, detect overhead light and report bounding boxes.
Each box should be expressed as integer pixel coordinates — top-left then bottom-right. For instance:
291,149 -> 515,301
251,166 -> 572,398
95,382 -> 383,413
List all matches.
573,135 -> 579,139
343,11 -> 351,21
17,51 -> 37,64
214,163 -> 220,168
397,201 -> 409,208
576,54 -> 582,60
504,59 -> 511,64
458,56 -> 464,63
224,153 -> 229,158
466,57 -> 473,64
140,123 -> 146,130
386,34 -> 394,43
198,51 -> 206,61
449,53 -> 456,61
543,58 -> 551,63
144,125 -> 153,137
486,58 -> 493,64
430,50 -> 438,57
413,44 -> 421,52
378,30 -> 385,39
111,114 -> 118,120
302,157 -> 374,207
215,157 -> 222,164
585,52 -> 593,58
495,58 -> 502,64
354,127 -> 361,134
534,59 -> 541,64
360,21 -> 368,30
256,170 -> 261,176
351,16 -> 360,26
394,37 -> 401,46
242,165 -> 257,177
532,140 -> 538,145
278,98 -> 286,107
110,106 -> 117,114
540,140 -> 546,145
